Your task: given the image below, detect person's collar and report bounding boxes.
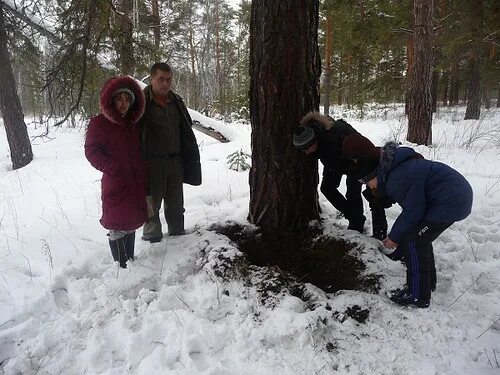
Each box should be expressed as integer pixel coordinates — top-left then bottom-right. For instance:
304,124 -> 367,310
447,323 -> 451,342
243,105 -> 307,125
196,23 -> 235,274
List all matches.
149,87 -> 173,106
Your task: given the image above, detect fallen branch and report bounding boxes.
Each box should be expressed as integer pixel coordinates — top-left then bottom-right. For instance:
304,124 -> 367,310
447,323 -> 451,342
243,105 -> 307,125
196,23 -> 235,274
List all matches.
192,120 -> 229,143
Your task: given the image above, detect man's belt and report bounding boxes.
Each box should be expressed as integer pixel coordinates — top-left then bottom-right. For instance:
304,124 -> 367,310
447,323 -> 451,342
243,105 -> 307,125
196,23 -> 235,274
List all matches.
151,153 -> 180,159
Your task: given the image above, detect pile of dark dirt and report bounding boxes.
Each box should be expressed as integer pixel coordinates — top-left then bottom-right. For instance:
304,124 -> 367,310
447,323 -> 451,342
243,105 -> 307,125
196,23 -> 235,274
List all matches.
212,222 -> 380,294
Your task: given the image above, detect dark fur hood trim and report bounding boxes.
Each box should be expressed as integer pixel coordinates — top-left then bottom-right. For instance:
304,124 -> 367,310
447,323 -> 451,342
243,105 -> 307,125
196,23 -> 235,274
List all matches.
300,111 -> 334,130
379,141 -> 400,174
100,75 -> 145,126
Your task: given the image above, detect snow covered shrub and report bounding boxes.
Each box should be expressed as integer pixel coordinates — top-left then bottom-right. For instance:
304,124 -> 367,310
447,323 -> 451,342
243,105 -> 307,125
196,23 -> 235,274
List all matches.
226,149 -> 251,171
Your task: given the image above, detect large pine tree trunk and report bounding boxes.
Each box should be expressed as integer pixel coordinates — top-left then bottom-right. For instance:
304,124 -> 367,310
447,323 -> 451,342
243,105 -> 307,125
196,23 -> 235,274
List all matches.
407,0 -> 433,146
249,0 -> 320,234
464,0 -> 482,120
0,3 -> 33,170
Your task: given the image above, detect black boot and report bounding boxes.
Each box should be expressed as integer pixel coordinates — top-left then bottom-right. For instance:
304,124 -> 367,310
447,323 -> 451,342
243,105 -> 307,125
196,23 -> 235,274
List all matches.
109,239 -> 119,262
347,217 -> 365,233
109,237 -> 127,268
124,232 -> 135,261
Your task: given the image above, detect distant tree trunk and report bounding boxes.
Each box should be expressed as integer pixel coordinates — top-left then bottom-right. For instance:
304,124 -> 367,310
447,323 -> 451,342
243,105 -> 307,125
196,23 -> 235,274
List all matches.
431,70 -> 439,112
497,84 -> 500,107
0,3 -> 33,170
249,0 -> 320,234
116,0 -> 134,75
323,14 -> 333,115
151,0 -> 160,51
405,34 -> 414,115
450,63 -> 459,105
441,70 -> 449,106
407,0 -> 433,145
483,92 -> 491,109
214,3 -> 224,115
188,23 -> 198,109
464,0 -> 482,120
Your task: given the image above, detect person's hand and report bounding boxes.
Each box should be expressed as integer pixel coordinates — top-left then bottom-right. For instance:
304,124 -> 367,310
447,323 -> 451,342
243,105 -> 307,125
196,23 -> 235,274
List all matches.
382,237 -> 398,249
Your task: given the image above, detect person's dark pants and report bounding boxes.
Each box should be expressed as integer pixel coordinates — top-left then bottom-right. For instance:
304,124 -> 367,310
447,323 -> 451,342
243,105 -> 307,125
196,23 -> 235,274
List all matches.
143,156 -> 185,239
395,220 -> 453,302
320,171 -> 365,232
362,188 -> 390,239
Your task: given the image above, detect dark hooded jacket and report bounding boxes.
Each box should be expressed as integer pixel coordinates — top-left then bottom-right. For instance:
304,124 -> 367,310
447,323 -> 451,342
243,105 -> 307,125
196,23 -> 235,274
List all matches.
84,76 -> 148,231
301,112 -> 359,175
377,142 -> 473,243
140,86 -> 201,186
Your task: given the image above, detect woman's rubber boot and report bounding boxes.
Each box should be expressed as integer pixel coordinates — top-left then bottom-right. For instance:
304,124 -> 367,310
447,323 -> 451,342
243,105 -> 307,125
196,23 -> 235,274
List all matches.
109,237 -> 127,268
125,232 -> 135,261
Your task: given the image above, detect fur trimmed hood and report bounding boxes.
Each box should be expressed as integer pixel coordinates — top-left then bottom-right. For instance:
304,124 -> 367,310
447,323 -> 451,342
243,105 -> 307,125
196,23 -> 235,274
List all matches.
379,142 -> 423,177
100,75 -> 145,126
300,111 -> 334,130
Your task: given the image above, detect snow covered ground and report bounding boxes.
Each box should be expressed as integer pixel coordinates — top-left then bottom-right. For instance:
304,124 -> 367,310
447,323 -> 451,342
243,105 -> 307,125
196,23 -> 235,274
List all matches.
0,106 -> 499,374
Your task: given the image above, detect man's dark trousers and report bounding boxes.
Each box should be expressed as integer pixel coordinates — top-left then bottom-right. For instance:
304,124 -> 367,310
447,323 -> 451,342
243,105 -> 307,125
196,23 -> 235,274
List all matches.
320,170 -> 365,231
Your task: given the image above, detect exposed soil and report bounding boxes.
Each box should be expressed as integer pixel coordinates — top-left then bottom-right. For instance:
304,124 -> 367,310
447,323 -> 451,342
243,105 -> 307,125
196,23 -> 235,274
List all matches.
212,222 -> 380,294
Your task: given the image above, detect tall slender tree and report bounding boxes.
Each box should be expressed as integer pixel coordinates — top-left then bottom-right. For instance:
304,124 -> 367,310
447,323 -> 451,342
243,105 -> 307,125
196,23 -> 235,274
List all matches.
249,0 -> 321,234
407,0 -> 433,145
322,8 -> 333,115
0,0 -> 33,170
464,0 -> 483,120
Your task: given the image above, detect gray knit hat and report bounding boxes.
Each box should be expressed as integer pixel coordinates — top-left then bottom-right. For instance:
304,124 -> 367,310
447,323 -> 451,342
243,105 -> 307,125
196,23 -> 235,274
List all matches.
293,126 -> 316,150
113,87 -> 135,105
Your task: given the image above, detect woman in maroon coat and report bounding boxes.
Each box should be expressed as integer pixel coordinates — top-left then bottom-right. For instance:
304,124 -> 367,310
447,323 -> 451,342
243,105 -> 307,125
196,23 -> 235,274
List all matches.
85,76 -> 148,268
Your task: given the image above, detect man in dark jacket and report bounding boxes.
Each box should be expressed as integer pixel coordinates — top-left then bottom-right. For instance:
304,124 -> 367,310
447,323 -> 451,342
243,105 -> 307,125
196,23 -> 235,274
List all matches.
358,142 -> 473,308
293,112 -> 384,235
140,63 -> 201,241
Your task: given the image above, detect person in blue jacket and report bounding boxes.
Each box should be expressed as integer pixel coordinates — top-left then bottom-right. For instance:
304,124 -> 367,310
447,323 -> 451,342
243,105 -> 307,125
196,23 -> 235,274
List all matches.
355,142 -> 473,308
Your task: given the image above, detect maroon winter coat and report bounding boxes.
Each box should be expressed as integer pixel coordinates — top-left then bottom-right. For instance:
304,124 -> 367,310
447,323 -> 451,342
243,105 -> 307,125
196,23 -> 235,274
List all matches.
85,76 -> 148,231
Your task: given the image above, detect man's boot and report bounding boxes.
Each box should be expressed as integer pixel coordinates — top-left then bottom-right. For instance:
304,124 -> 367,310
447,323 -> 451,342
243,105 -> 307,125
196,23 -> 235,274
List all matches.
347,215 -> 366,233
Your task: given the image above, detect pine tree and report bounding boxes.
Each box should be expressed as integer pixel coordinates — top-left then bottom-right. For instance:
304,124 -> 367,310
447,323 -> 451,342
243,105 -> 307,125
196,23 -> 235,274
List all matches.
407,0 -> 433,145
248,0 -> 320,234
0,1 -> 34,169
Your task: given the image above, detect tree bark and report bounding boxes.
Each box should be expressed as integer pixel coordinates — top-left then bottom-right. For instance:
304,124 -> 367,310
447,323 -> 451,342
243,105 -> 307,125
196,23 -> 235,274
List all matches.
464,0 -> 482,120
249,0 -> 320,234
407,0 -> 433,146
450,63 -> 459,106
497,84 -> 500,108
441,70 -> 449,106
188,23 -> 198,109
117,0 -> 134,75
405,34 -> 414,115
0,2 -> 33,170
322,14 -> 332,115
431,69 -> 439,112
151,0 -> 160,51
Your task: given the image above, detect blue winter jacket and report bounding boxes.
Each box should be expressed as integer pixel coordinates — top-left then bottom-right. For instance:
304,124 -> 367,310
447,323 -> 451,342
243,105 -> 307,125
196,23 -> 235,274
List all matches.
376,143 -> 473,243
